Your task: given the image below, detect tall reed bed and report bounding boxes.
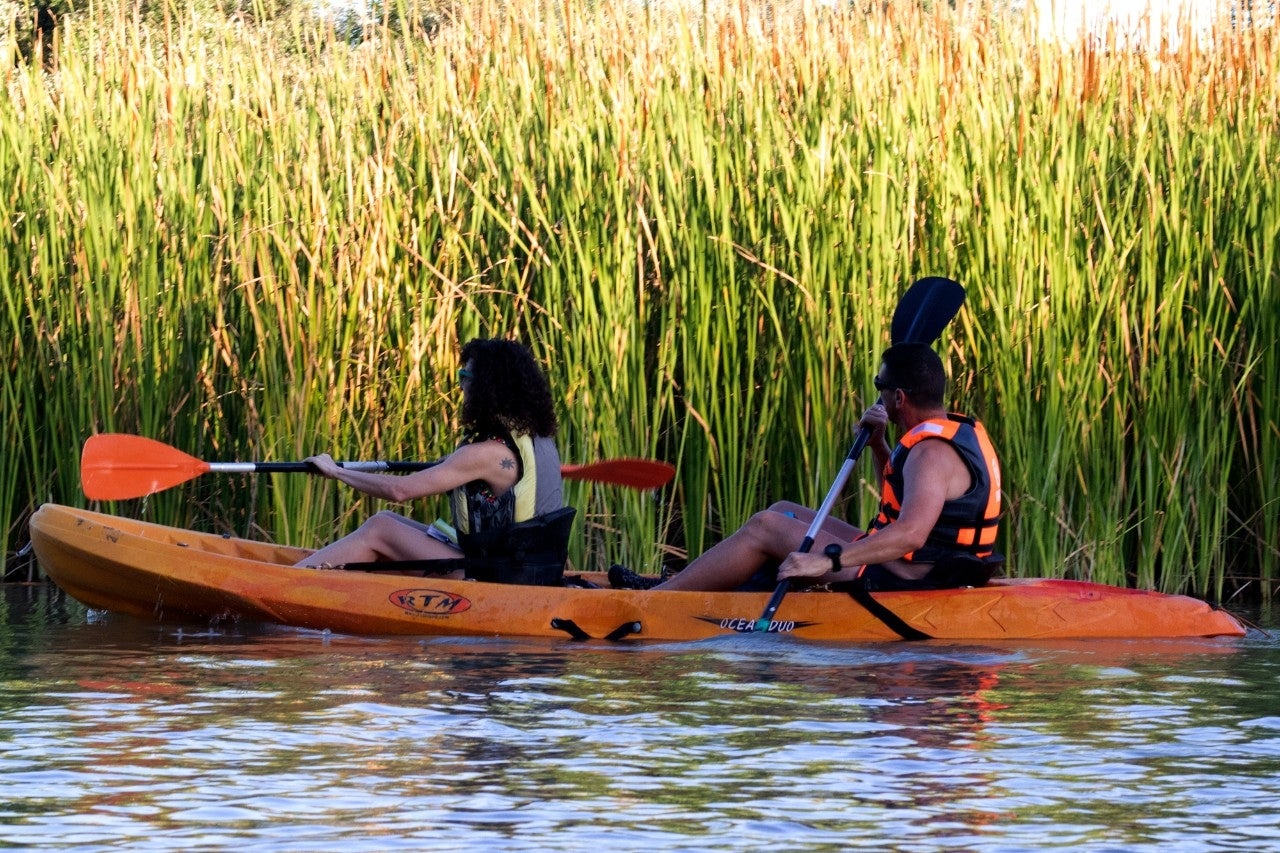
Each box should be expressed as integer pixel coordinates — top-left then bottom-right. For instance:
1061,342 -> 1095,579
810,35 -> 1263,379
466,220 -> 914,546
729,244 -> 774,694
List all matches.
1,0 -> 1277,598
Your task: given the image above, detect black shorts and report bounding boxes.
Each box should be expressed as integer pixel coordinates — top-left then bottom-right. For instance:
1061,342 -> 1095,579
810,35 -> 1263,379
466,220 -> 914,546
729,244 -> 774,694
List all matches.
847,557 -> 999,591
736,556 -> 999,592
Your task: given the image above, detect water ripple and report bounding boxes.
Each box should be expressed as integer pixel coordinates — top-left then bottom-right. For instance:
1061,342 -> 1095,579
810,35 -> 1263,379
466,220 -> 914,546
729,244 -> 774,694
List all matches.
0,603 -> 1276,850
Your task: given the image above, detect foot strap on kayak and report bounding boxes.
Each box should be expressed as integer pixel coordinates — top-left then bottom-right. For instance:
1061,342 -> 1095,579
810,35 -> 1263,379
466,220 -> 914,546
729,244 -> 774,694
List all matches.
845,584 -> 932,641
550,619 -> 643,641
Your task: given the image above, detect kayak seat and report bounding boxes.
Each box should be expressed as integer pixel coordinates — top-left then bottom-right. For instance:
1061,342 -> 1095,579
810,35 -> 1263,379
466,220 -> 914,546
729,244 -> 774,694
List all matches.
457,506 -> 577,587
351,507 -> 577,585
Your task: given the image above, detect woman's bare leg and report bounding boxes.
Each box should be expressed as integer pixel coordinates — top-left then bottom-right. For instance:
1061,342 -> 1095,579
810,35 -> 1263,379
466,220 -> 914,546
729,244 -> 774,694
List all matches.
297,511 -> 460,567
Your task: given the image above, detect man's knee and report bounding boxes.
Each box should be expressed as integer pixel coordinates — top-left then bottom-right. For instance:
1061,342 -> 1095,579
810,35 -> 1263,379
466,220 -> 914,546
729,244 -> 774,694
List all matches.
765,500 -> 806,517
746,508 -> 792,540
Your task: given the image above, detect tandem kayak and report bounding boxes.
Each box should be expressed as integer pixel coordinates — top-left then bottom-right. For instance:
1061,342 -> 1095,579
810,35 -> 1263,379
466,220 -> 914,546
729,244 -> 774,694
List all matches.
29,503 -> 1246,642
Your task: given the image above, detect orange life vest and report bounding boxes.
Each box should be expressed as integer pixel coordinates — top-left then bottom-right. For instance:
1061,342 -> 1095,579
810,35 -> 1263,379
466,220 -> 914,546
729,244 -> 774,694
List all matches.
869,413 -> 1002,562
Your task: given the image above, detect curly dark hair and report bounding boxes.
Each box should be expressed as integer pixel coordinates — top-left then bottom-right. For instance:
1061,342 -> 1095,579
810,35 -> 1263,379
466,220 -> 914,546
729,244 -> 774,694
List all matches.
458,338 -> 559,437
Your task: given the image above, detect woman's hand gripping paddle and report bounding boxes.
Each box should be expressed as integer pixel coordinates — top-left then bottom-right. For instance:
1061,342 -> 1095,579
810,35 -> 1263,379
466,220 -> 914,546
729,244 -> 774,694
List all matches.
752,277 -> 966,632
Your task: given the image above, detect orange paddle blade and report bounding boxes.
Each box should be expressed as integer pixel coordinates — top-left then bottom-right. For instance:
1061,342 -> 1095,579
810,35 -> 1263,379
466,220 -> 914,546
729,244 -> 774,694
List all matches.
561,458 -> 675,490
81,434 -> 211,500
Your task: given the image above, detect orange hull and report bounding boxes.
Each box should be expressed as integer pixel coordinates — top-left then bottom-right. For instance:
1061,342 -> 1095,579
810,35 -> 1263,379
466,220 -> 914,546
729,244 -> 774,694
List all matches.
29,503 -> 1246,642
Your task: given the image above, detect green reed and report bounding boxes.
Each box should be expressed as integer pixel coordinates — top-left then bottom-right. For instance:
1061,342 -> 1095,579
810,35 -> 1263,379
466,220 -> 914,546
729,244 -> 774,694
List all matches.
1,0 -> 1277,598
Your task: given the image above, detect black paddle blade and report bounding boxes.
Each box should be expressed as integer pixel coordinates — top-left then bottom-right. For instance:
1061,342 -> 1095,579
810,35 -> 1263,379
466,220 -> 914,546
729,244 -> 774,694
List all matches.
890,276 -> 965,345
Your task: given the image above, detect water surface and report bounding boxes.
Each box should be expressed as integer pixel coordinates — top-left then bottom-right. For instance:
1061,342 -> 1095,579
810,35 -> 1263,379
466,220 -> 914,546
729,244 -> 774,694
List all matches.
1,586 -> 1277,851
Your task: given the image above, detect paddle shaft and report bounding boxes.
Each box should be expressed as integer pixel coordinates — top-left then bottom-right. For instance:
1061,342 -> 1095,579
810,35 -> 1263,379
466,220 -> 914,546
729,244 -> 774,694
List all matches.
754,418 -> 874,628
206,460 -> 435,474
205,459 -> 674,485
796,428 -> 872,553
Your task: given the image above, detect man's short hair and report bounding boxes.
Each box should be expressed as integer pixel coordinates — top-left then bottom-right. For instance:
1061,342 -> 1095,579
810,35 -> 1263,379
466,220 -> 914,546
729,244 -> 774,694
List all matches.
879,342 -> 946,407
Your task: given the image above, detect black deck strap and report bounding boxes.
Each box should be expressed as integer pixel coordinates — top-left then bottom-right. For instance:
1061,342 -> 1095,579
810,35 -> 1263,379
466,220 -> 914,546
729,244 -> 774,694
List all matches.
845,583 -> 933,641
550,618 -> 593,640
549,619 -> 642,641
603,621 -> 642,641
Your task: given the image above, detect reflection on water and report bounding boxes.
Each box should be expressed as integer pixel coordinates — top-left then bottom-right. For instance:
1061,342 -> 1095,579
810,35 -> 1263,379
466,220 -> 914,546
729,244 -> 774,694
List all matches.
0,585 -> 1277,851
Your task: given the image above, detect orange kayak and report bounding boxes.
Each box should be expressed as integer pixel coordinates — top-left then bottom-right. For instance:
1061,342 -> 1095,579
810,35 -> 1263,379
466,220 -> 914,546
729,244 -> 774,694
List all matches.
29,503 -> 1246,641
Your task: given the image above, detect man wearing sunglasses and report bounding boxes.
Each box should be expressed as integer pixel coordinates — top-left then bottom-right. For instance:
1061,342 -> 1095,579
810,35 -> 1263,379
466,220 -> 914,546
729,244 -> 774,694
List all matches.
614,341 -> 1002,592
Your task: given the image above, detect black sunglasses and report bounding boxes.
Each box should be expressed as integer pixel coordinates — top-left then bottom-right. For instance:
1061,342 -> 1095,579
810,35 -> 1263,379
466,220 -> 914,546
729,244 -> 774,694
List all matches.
873,376 -> 911,394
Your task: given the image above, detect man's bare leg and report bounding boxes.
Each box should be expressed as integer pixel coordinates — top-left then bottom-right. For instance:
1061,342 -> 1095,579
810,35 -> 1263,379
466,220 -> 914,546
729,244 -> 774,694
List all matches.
655,501 -> 862,591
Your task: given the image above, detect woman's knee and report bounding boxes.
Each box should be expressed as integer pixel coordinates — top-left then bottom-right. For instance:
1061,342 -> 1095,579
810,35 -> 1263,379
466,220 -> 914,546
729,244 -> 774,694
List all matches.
356,511 -> 403,540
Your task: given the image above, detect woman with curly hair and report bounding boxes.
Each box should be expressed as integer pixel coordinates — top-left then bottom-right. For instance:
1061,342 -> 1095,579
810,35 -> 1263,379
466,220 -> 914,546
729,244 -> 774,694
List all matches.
296,338 -> 568,581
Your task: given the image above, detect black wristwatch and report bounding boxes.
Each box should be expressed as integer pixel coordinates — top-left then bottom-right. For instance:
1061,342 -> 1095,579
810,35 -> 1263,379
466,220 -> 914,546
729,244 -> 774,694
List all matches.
823,543 -> 843,573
